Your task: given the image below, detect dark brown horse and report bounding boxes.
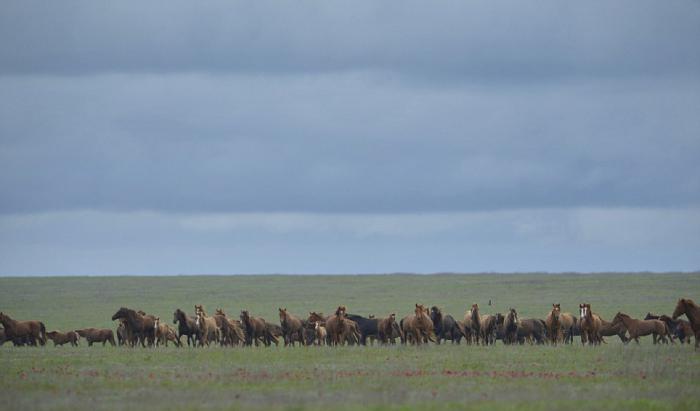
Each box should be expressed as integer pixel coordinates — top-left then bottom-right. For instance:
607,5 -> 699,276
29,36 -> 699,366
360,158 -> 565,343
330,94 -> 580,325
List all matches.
279,308 -> 306,346
503,308 -> 519,345
173,309 -> 200,346
0,312 -> 46,346
672,298 -> 700,350
111,307 -> 155,347
240,310 -> 270,346
430,306 -> 464,344
612,312 -> 672,344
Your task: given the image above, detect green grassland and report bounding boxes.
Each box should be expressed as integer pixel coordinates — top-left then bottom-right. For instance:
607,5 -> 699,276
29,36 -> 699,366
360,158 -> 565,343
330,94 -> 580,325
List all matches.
1,273 -> 699,411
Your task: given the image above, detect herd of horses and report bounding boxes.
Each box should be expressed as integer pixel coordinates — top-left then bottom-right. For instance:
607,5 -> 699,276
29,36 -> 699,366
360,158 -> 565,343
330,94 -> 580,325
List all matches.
1,298 -> 698,350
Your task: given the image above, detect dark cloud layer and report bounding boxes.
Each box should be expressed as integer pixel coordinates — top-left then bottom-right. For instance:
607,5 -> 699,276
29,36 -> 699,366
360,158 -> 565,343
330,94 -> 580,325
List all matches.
1,1 -> 700,274
1,1 -> 699,79
1,74 -> 698,213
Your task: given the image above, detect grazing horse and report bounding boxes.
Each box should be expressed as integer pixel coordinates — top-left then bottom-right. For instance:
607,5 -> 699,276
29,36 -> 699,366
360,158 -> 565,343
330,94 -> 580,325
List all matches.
430,306 -> 464,344
154,317 -> 182,347
112,307 -> 156,347
0,312 -> 46,346
173,309 -> 200,347
672,298 -> 700,350
503,308 -> 519,345
46,331 -> 79,346
401,304 -> 435,345
75,328 -> 116,346
240,310 -> 271,346
279,308 -> 306,346
579,303 -> 603,345
517,319 -> 546,344
612,312 -> 672,344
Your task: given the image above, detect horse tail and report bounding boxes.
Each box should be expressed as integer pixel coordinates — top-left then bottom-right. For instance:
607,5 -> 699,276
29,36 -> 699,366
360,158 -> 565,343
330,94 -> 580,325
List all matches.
38,322 -> 47,346
664,322 -> 675,343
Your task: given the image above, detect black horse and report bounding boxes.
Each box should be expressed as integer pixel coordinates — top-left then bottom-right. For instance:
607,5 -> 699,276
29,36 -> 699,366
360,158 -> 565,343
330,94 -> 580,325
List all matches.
173,309 -> 200,347
430,306 -> 465,344
345,314 -> 379,345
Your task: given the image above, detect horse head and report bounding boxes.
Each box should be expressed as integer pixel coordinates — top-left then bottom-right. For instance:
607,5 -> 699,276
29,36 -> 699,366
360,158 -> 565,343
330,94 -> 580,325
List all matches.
111,307 -> 131,321
672,299 -> 688,320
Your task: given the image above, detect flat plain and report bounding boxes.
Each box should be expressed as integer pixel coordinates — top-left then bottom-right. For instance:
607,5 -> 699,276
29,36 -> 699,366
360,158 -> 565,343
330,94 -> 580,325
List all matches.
1,273 -> 698,411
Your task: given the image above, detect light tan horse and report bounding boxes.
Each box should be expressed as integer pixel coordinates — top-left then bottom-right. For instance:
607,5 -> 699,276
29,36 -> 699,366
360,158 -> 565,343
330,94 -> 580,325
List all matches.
401,304 -> 435,345
672,298 -> 700,350
314,321 -> 327,346
195,311 -> 221,347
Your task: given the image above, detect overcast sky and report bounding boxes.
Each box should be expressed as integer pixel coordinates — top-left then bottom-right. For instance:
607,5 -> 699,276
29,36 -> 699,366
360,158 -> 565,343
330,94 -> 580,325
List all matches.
1,1 -> 699,275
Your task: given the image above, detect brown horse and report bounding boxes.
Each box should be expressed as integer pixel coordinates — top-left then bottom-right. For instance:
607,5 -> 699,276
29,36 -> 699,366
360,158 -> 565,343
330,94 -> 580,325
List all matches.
466,304 -> 482,345
154,317 -> 182,347
111,307 -> 156,347
75,328 -> 116,346
214,309 -> 246,346
0,312 -> 46,346
279,308 -> 306,346
545,304 -> 575,345
195,311 -> 220,347
579,303 -> 602,345
503,308 -> 519,345
173,308 -> 200,347
612,312 -> 671,344
240,310 -> 270,346
480,313 -> 498,345
401,304 -> 435,345
378,313 -> 404,344
46,330 -> 79,346
672,298 -> 700,350
599,317 -> 629,343
325,306 -> 353,346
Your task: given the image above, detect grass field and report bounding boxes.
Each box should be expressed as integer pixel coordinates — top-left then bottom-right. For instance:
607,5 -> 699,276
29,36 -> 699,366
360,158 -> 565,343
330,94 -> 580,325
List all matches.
1,273 -> 699,410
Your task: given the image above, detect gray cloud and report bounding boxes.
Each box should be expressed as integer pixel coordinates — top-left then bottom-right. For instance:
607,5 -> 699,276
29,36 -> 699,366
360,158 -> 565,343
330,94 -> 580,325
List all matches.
1,74 -> 698,213
1,1 -> 699,274
1,1 -> 699,79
